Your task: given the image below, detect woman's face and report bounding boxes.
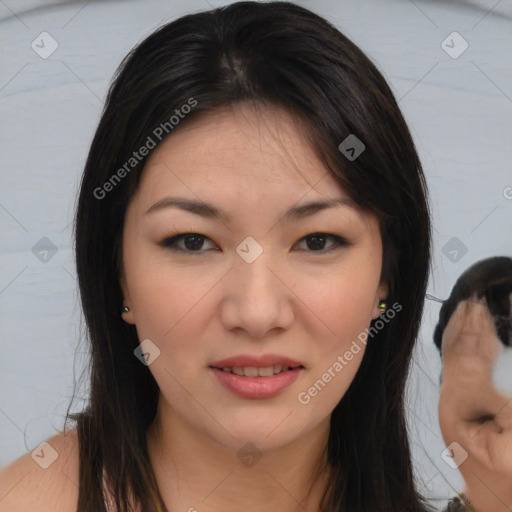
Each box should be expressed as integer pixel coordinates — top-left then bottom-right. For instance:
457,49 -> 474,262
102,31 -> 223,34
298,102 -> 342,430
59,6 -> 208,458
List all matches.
120,103 -> 387,452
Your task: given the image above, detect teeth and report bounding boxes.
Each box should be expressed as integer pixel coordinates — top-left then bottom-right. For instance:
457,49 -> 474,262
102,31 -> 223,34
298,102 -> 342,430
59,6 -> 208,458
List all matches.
244,366 -> 259,377
220,365 -> 294,376
256,366 -> 274,377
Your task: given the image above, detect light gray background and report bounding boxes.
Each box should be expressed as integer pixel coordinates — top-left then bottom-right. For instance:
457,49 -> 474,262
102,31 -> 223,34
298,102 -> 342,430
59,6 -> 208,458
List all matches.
1,0 -> 511,509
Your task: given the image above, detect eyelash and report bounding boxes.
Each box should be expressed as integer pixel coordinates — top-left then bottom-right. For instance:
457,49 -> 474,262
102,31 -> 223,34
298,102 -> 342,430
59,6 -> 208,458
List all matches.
157,231 -> 350,255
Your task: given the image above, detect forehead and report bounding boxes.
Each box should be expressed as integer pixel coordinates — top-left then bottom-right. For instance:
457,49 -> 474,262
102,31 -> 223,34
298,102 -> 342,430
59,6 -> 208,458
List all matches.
135,103 -> 346,205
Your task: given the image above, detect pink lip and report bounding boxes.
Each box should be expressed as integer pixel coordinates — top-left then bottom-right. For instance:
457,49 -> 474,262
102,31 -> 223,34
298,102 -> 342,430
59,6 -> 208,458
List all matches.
209,354 -> 304,369
209,367 -> 303,399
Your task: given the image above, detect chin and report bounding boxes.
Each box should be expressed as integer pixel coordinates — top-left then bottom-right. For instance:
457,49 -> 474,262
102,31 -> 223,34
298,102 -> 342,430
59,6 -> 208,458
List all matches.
210,420 -> 301,452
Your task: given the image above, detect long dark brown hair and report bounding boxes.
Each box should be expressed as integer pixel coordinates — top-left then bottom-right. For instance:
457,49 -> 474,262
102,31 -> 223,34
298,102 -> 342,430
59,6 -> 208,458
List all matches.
68,2 -> 434,510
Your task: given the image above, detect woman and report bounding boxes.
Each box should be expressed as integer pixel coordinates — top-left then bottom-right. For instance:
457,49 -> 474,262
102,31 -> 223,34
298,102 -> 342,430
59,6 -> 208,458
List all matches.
434,257 -> 512,512
0,2 -> 433,511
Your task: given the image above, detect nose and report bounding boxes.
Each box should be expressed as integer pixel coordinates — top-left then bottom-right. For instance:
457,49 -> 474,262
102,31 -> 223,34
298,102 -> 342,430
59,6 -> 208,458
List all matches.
219,251 -> 295,339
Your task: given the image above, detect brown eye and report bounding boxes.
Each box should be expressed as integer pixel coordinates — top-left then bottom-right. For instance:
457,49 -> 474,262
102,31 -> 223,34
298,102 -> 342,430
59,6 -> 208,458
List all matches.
296,233 -> 350,252
158,231 -> 351,255
158,233 -> 216,254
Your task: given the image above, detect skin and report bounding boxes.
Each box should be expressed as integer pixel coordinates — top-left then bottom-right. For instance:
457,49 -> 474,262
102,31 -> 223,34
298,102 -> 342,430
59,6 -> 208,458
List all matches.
0,103 -> 388,512
439,297 -> 512,512
0,430 -> 79,511
119,102 -> 388,512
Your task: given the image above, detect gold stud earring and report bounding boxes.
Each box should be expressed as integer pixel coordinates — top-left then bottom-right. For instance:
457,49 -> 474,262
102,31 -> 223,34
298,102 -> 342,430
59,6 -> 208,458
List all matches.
122,305 -> 130,314
378,299 -> 387,312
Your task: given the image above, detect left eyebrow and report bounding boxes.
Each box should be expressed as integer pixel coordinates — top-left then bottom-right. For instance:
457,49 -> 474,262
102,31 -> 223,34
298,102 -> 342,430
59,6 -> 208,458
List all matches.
281,198 -> 358,222
144,196 -> 358,222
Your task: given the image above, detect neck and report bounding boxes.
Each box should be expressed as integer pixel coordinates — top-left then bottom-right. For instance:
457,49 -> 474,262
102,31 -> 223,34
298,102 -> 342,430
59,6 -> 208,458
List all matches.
146,398 -> 332,512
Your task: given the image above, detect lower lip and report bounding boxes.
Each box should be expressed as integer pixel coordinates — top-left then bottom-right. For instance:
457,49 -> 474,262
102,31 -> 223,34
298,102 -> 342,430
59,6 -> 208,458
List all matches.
209,367 -> 303,399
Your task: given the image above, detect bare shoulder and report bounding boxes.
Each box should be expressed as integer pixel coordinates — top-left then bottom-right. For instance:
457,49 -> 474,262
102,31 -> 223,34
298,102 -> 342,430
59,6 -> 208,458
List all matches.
0,428 -> 80,512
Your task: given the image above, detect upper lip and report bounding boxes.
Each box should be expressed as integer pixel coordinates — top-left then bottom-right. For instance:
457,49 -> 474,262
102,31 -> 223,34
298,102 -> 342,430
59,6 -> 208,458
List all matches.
209,354 -> 304,368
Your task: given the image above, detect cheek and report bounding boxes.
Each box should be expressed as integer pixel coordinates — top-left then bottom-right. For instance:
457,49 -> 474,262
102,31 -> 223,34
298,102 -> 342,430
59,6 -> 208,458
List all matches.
305,262 -> 380,345
126,263 -> 209,388
323,277 -> 374,324
294,267 -> 380,407
123,233 -> 214,339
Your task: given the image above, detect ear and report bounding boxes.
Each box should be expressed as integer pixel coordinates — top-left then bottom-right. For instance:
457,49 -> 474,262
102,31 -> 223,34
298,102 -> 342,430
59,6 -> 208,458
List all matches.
371,281 -> 389,320
120,272 -> 135,325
